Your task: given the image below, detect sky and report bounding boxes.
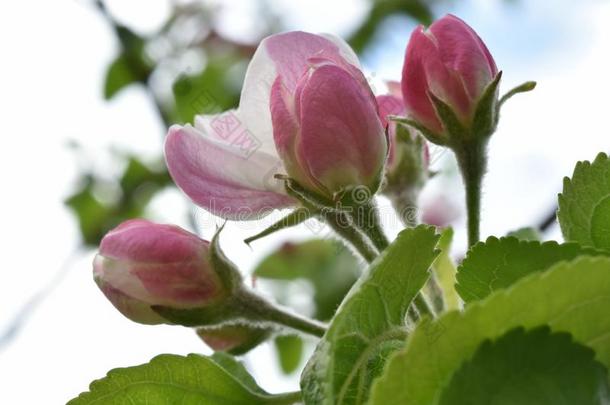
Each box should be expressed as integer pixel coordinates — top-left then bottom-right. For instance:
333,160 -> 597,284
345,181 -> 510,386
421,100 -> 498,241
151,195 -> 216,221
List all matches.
0,0 -> 609,402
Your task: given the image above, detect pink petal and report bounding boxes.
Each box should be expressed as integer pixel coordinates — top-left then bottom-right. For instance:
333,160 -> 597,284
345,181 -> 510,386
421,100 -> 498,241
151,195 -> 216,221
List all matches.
95,277 -> 167,325
265,31 -> 348,93
376,94 -> 405,128
165,125 -> 294,220
402,27 -> 444,133
99,219 -> 206,263
296,64 -> 386,194
376,94 -> 405,166
239,32 -> 354,153
429,15 -> 498,100
402,26 -> 471,130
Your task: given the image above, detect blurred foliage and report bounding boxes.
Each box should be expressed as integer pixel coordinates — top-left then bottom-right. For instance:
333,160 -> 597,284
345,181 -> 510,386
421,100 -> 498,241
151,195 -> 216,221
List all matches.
103,26 -> 153,100
172,52 -> 242,124
274,335 -> 304,374
66,0 -> 438,246
66,157 -> 171,246
349,0 -> 434,53
253,239 -> 362,373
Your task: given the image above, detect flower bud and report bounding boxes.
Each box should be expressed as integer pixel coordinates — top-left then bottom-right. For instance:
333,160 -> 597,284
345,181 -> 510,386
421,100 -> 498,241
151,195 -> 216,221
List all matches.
377,87 -> 429,209
401,14 -> 499,142
271,56 -> 387,199
93,219 -> 233,324
196,323 -> 272,355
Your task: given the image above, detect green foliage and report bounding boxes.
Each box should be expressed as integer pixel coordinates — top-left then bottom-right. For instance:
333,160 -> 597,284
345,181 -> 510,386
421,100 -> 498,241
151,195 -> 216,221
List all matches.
254,239 -> 362,322
506,226 -> 541,241
104,54 -> 142,99
103,26 -> 151,100
68,353 -> 298,404
254,239 -> 362,375
558,152 -> 610,251
65,157 -> 171,246
172,53 -> 242,124
348,0 -> 433,53
430,228 -> 459,310
370,256 -> 610,405
301,226 -> 440,405
456,237 -> 604,302
275,335 -> 305,374
439,327 -> 609,405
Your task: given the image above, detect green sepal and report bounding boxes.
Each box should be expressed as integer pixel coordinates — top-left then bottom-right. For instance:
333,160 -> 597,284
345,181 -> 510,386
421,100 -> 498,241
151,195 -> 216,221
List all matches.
428,92 -> 468,141
499,80 -> 537,108
384,125 -> 429,196
210,224 -> 244,295
244,207 -> 313,246
152,301 -> 242,327
281,177 -> 339,213
472,71 -> 502,138
390,116 -> 449,146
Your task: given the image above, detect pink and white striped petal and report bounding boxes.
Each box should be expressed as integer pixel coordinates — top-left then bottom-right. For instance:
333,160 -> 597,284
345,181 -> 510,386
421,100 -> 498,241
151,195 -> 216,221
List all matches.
165,124 -> 294,220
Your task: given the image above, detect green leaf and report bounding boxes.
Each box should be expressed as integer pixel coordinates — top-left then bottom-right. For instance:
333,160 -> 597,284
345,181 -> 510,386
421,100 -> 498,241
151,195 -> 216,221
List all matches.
558,152 -> 610,251
370,256 -> 610,405
173,54 -> 241,124
438,327 -> 609,405
254,239 -> 362,321
275,335 -> 304,374
506,226 -> 541,241
456,237 -> 604,303
68,353 -> 296,404
301,226 -> 440,405
430,228 -> 459,311
65,156 -> 171,246
104,54 -> 141,100
209,352 -> 267,395
65,178 -> 114,245
348,0 -> 432,53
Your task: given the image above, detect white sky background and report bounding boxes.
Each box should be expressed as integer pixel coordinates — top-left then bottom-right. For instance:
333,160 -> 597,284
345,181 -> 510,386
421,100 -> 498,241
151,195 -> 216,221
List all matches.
0,0 -> 609,402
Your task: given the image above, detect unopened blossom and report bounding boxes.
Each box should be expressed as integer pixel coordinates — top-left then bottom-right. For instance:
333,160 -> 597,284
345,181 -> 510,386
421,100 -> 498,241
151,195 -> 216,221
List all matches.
401,14 -> 498,140
93,219 -> 227,324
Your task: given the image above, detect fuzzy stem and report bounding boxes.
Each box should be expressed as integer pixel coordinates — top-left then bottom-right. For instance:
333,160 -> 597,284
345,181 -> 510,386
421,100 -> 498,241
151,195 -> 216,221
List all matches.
353,201 -> 390,252
236,290 -> 327,338
453,140 -> 487,248
389,189 -> 419,228
324,211 -> 379,263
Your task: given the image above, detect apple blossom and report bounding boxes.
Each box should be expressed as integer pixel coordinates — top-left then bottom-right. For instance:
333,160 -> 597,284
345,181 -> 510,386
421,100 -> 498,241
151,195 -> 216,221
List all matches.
165,31 -> 386,220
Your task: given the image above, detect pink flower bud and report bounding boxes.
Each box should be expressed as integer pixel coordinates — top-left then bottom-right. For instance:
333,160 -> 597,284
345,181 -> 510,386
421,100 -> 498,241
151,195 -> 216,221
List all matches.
401,15 -> 498,138
93,219 -> 227,324
271,55 -> 387,198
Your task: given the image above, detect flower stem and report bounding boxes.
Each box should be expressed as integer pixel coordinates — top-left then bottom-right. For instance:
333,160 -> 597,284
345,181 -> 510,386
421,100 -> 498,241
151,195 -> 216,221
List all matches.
453,139 -> 487,248
236,290 -> 327,338
353,201 -> 390,252
324,211 -> 379,263
389,189 -> 419,228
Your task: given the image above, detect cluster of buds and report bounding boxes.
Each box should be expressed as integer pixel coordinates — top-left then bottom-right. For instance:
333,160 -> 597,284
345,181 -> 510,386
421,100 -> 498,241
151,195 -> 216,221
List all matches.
92,15 -> 534,351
